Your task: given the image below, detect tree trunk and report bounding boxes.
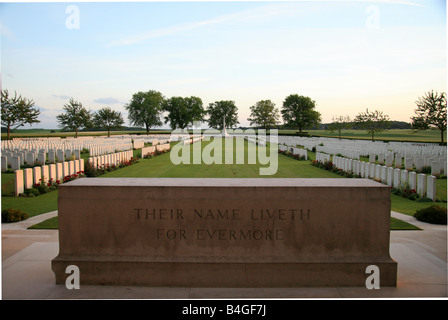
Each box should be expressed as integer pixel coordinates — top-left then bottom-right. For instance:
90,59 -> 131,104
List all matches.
441,129 -> 445,145
7,125 -> 10,140
146,125 -> 150,134
75,128 -> 78,138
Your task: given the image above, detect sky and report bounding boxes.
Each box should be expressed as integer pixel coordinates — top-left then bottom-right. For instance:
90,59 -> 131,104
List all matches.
0,0 -> 446,130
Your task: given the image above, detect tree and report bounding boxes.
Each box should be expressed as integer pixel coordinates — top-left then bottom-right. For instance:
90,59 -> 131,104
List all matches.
411,90 -> 447,144
93,107 -> 124,137
1,89 -> 40,139
328,115 -> 352,139
281,94 -> 321,133
56,98 -> 92,138
206,100 -> 239,130
125,90 -> 164,134
163,96 -> 205,131
354,108 -> 390,141
247,100 -> 280,130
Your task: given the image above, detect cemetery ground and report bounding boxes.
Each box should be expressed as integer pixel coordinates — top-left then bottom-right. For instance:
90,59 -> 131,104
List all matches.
2,135 -> 447,299
1,138 -> 446,230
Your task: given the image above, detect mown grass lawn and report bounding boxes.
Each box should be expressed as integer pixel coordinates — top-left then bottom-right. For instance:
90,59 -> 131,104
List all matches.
1,190 -> 58,218
101,139 -> 339,179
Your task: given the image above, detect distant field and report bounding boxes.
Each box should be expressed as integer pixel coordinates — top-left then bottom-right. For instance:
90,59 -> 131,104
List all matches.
282,129 -> 446,143
1,129 -> 172,139
1,128 -> 445,143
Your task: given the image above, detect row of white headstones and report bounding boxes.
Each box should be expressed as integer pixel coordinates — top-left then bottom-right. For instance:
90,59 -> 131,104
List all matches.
278,136 -> 446,202
2,135 -> 172,196
316,152 -> 438,201
1,135 -> 173,171
13,159 -> 85,196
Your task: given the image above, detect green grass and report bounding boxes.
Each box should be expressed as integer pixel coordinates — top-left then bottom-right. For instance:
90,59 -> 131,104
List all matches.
101,139 -> 339,179
390,193 -> 447,216
437,179 -> 447,202
1,173 -> 15,196
390,217 -> 421,230
28,216 -> 58,229
1,191 -> 58,218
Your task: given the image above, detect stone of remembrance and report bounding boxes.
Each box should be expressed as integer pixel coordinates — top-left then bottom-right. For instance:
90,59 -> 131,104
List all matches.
52,178 -> 397,287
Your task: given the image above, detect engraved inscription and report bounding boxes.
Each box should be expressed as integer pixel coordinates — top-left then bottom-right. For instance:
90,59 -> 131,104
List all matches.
134,208 -> 310,241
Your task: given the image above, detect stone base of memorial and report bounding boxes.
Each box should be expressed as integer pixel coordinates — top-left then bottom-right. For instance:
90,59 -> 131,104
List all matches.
52,178 -> 397,287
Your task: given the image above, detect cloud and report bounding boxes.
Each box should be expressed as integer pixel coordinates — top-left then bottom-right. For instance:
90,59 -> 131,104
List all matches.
35,105 -> 50,112
109,18 -> 226,47
109,0 -> 425,47
52,94 -> 71,100
93,97 -> 124,105
108,2 -> 304,47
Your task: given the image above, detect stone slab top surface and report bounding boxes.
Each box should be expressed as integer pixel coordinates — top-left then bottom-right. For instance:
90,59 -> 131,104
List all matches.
61,177 -> 387,188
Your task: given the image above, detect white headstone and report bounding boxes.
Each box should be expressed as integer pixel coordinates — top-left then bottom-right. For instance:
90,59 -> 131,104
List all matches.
69,160 -> 75,175
74,160 -> 80,173
24,168 -> 33,189
393,168 -> 401,188
378,154 -> 385,165
385,154 -> 394,167
33,166 -> 42,185
80,158 -> 84,172
56,162 -> 64,181
63,162 -> 69,178
26,152 -> 35,165
11,156 -> 20,171
417,173 -> 427,198
387,167 -> 394,187
400,170 -> 408,187
49,164 -> 57,181
360,162 -> 366,178
414,157 -> 424,171
426,175 -> 437,202
431,161 -> 441,177
408,171 -> 417,191
37,152 -> 46,165
375,165 -> 381,180
48,150 -> 56,164
15,170 -> 24,196
395,155 -> 402,168
381,166 -> 387,183
1,156 -> 7,172
42,165 -> 49,183
404,157 -> 413,171
57,150 -> 64,163
369,163 -> 375,179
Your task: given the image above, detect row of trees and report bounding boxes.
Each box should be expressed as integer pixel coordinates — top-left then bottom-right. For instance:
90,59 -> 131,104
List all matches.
125,91 -> 240,133
327,91 -> 447,143
1,89 -> 446,143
